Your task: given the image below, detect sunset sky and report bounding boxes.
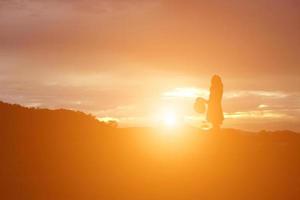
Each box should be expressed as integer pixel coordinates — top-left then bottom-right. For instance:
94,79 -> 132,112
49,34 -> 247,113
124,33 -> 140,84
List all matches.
0,0 -> 299,131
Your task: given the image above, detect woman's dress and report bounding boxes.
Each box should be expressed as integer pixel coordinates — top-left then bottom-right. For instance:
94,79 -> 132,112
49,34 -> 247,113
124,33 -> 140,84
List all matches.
207,86 -> 224,125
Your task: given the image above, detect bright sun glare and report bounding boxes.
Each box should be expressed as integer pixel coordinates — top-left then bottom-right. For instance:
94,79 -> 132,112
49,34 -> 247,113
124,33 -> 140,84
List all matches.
162,111 -> 177,128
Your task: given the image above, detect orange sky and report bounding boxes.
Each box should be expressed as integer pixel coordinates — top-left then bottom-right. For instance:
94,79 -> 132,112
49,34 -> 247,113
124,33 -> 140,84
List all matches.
0,0 -> 299,131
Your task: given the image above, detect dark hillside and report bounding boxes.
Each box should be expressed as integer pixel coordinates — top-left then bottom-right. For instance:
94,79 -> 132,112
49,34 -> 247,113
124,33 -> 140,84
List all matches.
0,102 -> 300,200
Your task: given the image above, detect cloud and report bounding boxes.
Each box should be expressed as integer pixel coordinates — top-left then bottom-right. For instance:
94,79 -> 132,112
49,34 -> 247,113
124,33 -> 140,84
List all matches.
225,90 -> 289,99
224,110 -> 294,120
162,87 -> 290,100
162,88 -> 209,99
0,0 -> 299,78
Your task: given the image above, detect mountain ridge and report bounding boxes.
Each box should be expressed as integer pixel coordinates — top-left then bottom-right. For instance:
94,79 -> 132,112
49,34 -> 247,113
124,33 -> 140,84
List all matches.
1,101 -> 300,200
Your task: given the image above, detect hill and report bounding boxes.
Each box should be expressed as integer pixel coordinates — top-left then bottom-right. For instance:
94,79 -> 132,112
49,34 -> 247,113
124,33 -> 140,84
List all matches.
0,101 -> 300,200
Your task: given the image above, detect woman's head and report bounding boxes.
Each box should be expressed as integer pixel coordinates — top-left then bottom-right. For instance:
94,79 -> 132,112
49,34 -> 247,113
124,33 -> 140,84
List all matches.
211,75 -> 223,88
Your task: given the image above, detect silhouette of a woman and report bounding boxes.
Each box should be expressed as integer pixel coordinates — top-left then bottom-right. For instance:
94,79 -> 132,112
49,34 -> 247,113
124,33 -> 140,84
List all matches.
207,75 -> 224,131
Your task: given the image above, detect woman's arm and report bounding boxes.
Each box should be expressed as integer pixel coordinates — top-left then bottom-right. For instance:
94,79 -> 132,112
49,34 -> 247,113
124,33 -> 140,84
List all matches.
198,97 -> 209,104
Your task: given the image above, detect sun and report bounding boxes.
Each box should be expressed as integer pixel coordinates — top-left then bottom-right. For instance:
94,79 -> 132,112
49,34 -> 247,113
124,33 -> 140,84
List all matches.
154,106 -> 182,128
162,111 -> 177,127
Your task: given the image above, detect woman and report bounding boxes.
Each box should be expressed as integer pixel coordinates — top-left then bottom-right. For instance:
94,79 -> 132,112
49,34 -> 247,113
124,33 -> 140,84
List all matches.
207,75 -> 224,131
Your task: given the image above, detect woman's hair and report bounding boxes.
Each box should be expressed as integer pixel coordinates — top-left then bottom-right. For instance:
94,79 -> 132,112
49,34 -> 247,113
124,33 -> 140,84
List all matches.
211,75 -> 223,89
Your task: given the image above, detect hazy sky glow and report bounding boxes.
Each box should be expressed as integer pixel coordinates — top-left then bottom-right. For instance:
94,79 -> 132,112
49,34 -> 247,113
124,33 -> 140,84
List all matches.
0,0 -> 299,131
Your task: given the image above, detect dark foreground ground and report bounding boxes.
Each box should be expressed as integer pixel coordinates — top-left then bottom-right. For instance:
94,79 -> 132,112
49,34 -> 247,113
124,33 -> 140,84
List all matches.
1,102 -> 300,200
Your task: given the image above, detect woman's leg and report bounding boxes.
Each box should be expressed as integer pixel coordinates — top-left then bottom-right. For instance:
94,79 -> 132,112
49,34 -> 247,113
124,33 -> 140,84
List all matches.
212,123 -> 220,132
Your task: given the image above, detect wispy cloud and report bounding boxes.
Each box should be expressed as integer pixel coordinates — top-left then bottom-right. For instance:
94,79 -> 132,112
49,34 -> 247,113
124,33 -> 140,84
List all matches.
162,87 -> 289,99
162,87 -> 209,99
224,110 -> 294,120
225,90 -> 288,99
